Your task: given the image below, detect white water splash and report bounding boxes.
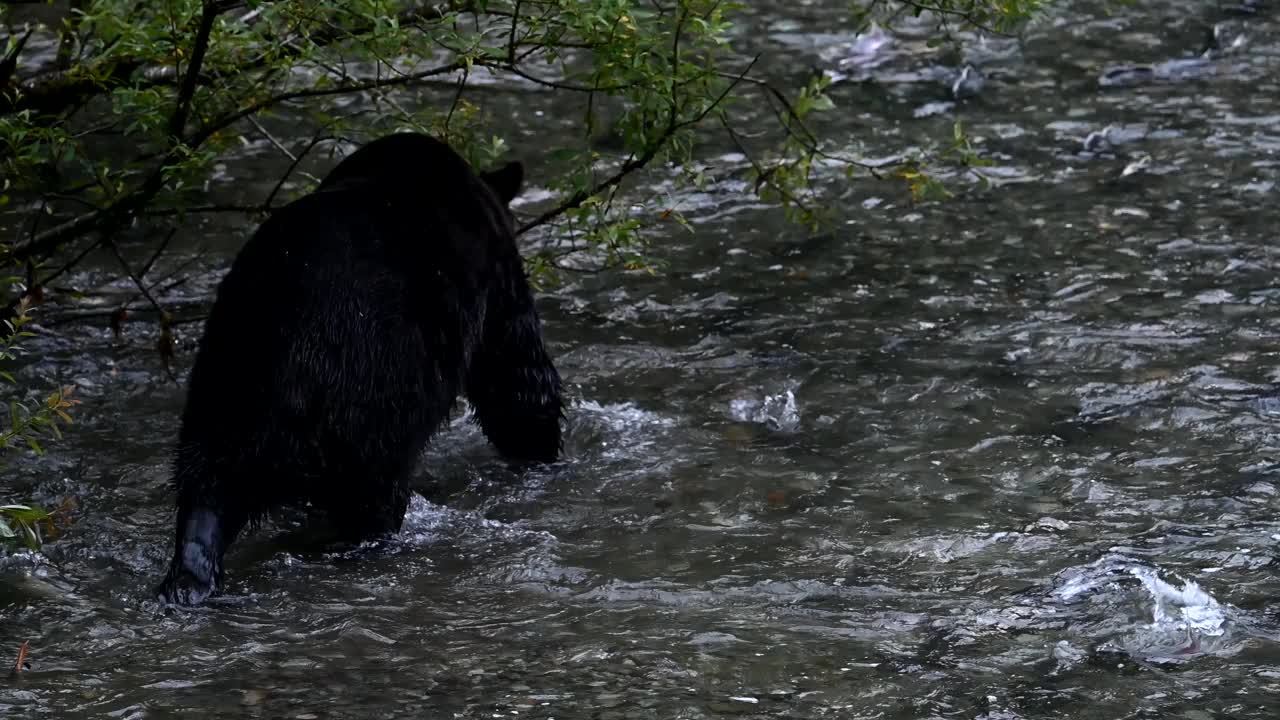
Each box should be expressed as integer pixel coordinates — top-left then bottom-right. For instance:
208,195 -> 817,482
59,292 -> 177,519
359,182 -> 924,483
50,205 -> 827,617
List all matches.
399,494 -> 557,548
730,389 -> 800,431
1045,559 -> 1243,663
1129,567 -> 1225,637
574,400 -> 675,429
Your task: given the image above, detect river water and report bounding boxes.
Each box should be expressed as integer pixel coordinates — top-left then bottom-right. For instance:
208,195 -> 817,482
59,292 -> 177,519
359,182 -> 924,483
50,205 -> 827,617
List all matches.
4,1 -> 1280,717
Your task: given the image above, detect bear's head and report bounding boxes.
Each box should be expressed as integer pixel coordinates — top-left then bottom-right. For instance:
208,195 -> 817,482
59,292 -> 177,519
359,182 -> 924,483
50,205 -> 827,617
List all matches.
319,132 -> 526,240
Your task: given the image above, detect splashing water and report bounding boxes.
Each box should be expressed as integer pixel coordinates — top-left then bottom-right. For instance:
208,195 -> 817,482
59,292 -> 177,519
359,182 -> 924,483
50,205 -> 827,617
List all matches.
1130,567 -> 1226,638
730,388 -> 800,430
574,400 -> 676,430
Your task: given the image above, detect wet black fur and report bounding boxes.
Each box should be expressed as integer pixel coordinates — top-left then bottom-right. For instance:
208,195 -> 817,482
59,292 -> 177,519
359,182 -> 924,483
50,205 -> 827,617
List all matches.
155,133 -> 563,606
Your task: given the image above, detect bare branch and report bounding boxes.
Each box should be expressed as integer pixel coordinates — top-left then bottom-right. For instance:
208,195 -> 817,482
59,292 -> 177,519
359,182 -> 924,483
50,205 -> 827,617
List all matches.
518,53 -> 758,236
262,133 -> 336,211
136,227 -> 178,281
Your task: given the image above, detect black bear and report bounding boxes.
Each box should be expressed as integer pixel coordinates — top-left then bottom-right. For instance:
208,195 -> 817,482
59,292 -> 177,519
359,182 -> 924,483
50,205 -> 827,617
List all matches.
155,133 -> 563,606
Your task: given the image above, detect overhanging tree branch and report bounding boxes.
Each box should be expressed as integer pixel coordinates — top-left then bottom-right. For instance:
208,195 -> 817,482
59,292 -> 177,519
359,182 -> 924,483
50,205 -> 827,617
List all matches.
9,57 -> 468,262
9,0 -> 227,262
9,1 -> 767,273
1,2 -> 464,118
518,52 -> 758,237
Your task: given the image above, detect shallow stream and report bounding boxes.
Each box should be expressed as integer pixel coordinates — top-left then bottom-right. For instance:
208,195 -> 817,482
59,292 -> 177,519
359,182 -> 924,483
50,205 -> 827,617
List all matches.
4,1 -> 1280,717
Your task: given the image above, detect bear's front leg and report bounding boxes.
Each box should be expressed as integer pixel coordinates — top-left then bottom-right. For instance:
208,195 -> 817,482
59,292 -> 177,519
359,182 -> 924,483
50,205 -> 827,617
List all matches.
465,298 -> 564,462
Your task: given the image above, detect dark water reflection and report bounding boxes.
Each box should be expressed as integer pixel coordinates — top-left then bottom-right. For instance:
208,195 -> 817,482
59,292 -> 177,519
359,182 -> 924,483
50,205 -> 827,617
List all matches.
6,0 -> 1280,717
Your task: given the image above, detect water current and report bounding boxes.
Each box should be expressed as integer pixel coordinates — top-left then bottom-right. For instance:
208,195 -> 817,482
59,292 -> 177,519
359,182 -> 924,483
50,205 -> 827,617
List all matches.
3,1 -> 1280,717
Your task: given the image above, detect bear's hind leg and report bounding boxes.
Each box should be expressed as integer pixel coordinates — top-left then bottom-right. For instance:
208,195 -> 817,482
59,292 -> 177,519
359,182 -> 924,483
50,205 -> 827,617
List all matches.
156,464 -> 253,606
317,449 -> 416,543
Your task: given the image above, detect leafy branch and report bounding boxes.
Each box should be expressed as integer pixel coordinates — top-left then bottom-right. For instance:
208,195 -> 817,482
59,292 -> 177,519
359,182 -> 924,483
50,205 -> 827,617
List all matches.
0,283 -> 77,551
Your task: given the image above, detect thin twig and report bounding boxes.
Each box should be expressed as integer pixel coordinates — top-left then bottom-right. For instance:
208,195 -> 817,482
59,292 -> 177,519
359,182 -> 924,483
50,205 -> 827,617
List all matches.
26,236 -> 102,292
106,240 -> 165,318
719,115 -> 811,215
9,208 -> 107,261
886,0 -> 1008,36
507,0 -> 522,65
246,115 -> 297,162
105,239 -> 178,382
136,227 -> 178,282
518,53 -> 757,236
143,204 -> 267,217
186,59 -> 468,149
444,64 -> 470,137
262,134 -> 334,212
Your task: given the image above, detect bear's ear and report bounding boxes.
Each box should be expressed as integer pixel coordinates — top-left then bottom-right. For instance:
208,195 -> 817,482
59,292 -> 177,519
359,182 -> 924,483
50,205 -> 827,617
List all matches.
480,161 -> 524,206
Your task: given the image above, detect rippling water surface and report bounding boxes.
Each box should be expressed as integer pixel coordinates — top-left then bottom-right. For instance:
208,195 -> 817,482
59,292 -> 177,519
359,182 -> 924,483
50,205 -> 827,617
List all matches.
4,1 -> 1280,717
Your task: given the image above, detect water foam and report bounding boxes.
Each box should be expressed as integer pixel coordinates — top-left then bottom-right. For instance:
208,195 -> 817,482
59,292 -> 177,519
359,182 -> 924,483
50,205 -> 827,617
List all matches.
1128,567 -> 1225,637
730,388 -> 801,430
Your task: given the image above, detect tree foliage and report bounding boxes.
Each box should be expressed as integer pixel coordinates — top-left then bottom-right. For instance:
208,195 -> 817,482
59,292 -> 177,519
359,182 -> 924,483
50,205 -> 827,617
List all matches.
2,0 -> 751,279
0,0 -> 1046,283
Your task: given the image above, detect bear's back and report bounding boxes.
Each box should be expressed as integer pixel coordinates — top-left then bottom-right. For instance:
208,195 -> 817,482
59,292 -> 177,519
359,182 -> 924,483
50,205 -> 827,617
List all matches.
178,139 -> 500,457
